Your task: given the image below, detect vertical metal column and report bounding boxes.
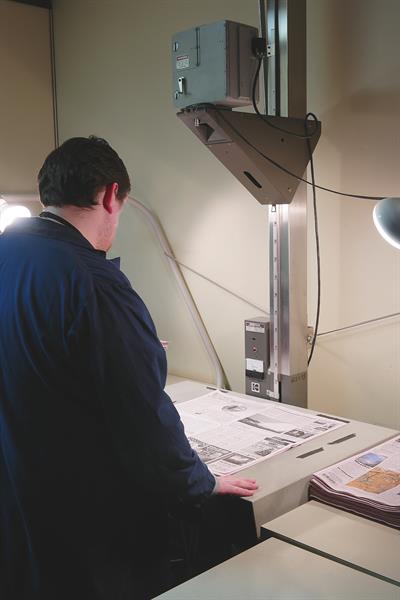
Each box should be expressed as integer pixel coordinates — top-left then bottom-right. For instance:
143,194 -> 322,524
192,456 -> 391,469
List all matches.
264,0 -> 308,407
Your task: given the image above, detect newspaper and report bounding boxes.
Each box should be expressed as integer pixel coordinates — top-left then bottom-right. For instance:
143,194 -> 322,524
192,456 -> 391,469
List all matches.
313,435 -> 400,507
177,390 -> 346,475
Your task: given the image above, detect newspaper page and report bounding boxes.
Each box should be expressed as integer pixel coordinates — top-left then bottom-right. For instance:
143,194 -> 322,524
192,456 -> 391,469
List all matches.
313,435 -> 400,506
176,390 -> 346,475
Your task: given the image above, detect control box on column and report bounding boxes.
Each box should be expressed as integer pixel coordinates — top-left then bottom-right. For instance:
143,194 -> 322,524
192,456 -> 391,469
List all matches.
172,20 -> 259,109
245,317 -> 272,399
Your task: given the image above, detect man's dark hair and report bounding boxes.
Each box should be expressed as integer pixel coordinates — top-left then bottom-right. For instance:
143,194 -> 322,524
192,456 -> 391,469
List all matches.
38,136 -> 131,208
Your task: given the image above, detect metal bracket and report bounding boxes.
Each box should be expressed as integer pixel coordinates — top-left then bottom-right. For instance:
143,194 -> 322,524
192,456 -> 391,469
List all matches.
178,77 -> 185,95
177,106 -> 320,206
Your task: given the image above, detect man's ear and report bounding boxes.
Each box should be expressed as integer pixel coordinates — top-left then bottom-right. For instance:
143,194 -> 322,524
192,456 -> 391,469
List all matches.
102,183 -> 119,214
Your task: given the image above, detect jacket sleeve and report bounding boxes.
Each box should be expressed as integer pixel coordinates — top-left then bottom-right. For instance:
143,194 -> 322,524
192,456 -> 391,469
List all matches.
69,279 -> 216,503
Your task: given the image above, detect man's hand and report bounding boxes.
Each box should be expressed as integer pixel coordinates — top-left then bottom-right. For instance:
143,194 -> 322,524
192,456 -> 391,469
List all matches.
215,475 -> 258,497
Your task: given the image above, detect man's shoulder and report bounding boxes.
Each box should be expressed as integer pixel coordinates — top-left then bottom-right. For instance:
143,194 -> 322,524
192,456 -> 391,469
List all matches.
1,224 -> 86,272
0,220 -> 148,317
0,222 -> 97,308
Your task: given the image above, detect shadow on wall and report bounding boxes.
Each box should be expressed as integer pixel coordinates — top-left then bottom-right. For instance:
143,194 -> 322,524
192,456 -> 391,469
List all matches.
348,85 -> 400,117
310,318 -> 400,428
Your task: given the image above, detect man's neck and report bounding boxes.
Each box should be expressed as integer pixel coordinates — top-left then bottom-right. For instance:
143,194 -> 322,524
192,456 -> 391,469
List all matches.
44,206 -> 103,250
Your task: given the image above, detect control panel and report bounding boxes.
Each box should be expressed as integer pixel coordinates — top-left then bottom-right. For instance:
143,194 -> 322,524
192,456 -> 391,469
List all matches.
245,316 -> 273,399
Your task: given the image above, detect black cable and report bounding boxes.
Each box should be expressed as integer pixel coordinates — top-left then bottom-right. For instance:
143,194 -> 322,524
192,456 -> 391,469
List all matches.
213,108 -> 383,201
306,128 -> 321,365
252,56 -> 319,140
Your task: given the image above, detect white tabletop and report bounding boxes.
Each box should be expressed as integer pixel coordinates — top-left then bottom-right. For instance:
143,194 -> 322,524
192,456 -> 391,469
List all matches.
261,500 -> 400,585
165,380 -> 399,536
156,537 -> 400,599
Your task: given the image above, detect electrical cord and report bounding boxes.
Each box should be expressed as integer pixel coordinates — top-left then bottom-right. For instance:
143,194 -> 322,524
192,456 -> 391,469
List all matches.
248,51 -> 382,199
306,130 -> 321,365
252,56 -> 319,140
213,107 -> 383,201
252,50 -> 384,360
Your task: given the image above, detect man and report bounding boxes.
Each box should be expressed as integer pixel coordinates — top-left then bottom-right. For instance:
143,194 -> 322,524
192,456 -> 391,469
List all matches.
0,137 -> 257,600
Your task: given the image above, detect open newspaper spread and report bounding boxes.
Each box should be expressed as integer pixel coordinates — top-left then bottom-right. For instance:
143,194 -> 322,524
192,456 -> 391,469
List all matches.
309,435 -> 400,529
177,390 -> 346,475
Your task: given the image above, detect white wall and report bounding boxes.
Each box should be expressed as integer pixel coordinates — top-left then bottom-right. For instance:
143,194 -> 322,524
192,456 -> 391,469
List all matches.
52,0 -> 400,428
307,0 -> 400,428
0,0 -> 54,215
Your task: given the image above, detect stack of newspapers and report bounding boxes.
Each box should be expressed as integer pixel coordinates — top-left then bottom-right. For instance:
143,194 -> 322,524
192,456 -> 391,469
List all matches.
309,435 -> 400,529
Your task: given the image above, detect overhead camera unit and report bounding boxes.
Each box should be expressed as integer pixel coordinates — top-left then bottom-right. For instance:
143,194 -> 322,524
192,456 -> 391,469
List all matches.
172,20 -> 321,206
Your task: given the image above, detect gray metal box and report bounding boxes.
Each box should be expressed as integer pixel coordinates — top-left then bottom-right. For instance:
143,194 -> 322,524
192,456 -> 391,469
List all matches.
245,316 -> 272,399
172,20 -> 259,109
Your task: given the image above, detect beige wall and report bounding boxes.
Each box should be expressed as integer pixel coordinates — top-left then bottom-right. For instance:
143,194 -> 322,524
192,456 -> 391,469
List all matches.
307,0 -> 400,428
0,0 -> 54,209
52,0 -> 400,428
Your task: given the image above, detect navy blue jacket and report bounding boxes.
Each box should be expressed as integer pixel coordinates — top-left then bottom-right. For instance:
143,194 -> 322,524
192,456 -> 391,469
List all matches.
0,215 -> 215,599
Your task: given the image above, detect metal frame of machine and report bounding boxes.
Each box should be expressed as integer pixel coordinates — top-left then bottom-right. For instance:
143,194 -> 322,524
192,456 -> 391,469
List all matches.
174,0 -> 316,408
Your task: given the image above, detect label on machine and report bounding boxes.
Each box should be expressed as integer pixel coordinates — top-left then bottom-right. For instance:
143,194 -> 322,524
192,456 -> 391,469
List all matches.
176,55 -> 190,70
245,322 -> 265,334
246,358 -> 264,373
